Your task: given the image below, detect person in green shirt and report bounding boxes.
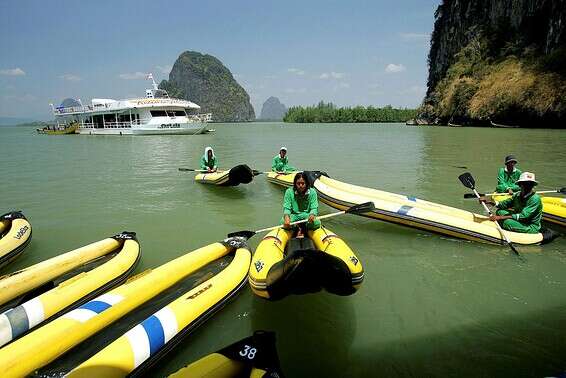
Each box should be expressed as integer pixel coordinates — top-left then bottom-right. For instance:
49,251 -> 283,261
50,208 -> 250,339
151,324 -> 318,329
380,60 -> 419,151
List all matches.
495,155 -> 522,194
281,172 -> 321,237
200,146 -> 218,172
482,172 -> 542,234
272,147 -> 296,173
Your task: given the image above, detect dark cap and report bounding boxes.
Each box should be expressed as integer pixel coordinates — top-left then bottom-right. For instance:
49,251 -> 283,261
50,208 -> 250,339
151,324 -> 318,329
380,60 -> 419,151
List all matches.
504,155 -> 517,164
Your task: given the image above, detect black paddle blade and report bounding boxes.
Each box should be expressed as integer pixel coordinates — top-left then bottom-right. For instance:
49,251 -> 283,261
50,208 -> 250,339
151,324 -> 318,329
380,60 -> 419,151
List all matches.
178,168 -> 194,172
559,187 -> 566,194
458,172 -> 476,190
345,201 -> 375,214
227,230 -> 256,239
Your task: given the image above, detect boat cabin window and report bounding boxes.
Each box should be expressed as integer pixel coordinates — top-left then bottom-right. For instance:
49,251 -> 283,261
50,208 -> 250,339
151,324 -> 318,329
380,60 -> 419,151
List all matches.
154,89 -> 169,98
172,110 -> 186,117
150,110 -> 167,117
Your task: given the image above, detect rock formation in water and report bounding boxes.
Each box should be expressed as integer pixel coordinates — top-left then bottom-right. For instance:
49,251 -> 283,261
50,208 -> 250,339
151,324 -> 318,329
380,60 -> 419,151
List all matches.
259,97 -> 287,120
159,51 -> 255,122
420,0 -> 566,127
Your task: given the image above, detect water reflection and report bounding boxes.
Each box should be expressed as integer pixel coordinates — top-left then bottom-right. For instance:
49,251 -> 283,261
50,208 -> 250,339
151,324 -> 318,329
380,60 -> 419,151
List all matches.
250,293 -> 356,377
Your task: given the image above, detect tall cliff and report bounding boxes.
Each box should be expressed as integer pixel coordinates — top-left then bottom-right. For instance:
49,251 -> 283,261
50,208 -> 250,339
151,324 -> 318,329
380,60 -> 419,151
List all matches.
422,0 -> 566,126
259,97 -> 287,120
159,51 -> 255,122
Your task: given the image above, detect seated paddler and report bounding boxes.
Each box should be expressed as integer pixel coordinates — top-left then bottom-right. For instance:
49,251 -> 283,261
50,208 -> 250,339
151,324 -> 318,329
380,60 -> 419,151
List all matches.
272,146 -> 295,173
282,172 -> 321,237
481,171 -> 542,234
200,146 -> 218,173
495,155 -> 522,194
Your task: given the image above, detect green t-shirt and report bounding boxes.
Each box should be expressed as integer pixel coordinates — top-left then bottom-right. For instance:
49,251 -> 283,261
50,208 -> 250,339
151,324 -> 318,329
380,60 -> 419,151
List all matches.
496,191 -> 542,232
200,154 -> 218,170
495,167 -> 522,193
283,187 -> 318,217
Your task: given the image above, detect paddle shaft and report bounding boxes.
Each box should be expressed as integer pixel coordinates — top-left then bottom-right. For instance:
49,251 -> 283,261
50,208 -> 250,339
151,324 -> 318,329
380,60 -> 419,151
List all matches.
490,189 -> 558,196
179,168 -> 219,173
472,187 -> 519,254
254,210 -> 346,234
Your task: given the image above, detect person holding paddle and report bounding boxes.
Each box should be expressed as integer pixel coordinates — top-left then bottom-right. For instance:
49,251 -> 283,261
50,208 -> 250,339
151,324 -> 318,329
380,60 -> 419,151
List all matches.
481,172 -> 543,234
282,172 -> 320,237
200,146 -> 218,173
272,147 -> 295,173
495,155 -> 522,194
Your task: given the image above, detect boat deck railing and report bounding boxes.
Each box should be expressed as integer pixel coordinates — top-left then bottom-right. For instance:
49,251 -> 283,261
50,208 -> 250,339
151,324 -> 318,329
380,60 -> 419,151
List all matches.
54,105 -> 94,115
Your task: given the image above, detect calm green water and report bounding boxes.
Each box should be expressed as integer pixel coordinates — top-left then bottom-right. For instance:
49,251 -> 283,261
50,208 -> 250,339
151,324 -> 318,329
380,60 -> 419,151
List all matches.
1,123 -> 565,377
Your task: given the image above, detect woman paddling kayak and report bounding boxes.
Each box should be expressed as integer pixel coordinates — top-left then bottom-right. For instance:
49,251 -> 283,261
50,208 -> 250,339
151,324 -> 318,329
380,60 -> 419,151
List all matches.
282,172 -> 321,237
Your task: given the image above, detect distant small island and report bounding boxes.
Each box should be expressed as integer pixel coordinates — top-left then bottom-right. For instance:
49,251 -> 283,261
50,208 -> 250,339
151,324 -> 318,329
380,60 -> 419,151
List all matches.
258,96 -> 287,121
283,101 -> 417,123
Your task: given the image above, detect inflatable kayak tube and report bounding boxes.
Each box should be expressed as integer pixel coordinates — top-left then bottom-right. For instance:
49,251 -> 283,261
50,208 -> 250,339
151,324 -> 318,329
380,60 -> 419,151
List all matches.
249,226 -> 363,300
493,194 -> 566,228
303,172 -> 557,246
266,171 -> 299,187
0,211 -> 32,268
169,330 -> 284,378
541,197 -> 566,228
0,237 -> 247,378
0,232 -> 138,309
67,242 -> 250,378
195,164 -> 254,186
0,232 -> 140,347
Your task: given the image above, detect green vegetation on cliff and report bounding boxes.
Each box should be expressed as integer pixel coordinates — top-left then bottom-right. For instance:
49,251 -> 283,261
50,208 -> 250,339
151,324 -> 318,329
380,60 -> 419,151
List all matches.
421,35 -> 566,126
284,102 -> 417,123
159,51 -> 255,122
423,0 -> 566,127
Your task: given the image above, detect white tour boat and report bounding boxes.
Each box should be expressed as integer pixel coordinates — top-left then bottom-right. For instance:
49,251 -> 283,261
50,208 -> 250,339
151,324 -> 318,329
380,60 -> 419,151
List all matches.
50,74 -> 211,135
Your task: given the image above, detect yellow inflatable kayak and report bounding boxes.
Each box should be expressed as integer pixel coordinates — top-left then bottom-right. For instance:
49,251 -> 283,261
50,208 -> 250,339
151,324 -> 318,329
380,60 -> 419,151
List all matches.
67,243 -> 250,377
249,226 -> 363,300
0,237 -> 247,378
492,194 -> 566,228
300,172 -> 557,246
266,171 -> 298,187
0,211 -> 32,268
0,232 -> 140,347
169,331 -> 284,378
195,164 -> 254,186
0,232 -> 137,309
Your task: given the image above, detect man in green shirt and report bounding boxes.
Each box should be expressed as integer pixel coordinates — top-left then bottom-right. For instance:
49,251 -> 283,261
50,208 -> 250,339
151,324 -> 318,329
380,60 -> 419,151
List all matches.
495,155 -> 522,194
272,147 -> 296,173
200,146 -> 218,172
483,172 -> 542,234
281,172 -> 321,237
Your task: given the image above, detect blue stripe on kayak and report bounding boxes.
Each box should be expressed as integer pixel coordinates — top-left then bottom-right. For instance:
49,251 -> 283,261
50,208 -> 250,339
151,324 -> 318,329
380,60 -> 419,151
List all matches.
407,196 -> 417,202
141,315 -> 165,356
397,205 -> 413,216
5,306 -> 29,339
79,300 -> 112,314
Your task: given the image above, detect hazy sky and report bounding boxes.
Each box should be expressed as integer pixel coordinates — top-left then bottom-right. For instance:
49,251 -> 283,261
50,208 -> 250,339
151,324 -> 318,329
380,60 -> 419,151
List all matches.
0,0 -> 439,119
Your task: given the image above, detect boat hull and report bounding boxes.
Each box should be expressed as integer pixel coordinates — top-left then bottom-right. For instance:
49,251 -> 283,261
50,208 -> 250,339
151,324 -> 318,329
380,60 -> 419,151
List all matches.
77,124 -> 207,135
195,165 -> 254,186
0,212 -> 32,269
66,243 -> 250,377
0,237 -> 246,377
266,171 -> 299,187
0,232 -> 140,347
302,172 -> 557,246
249,227 -> 363,300
169,331 -> 283,378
